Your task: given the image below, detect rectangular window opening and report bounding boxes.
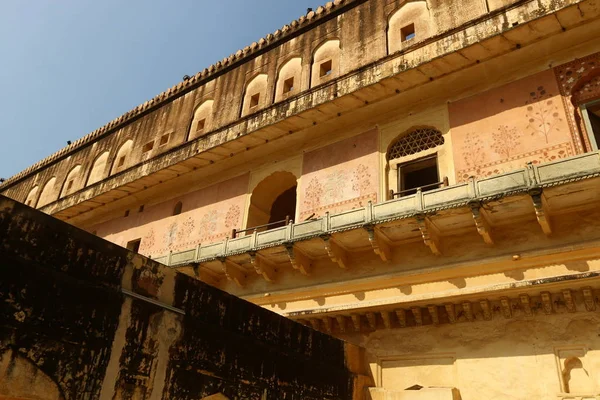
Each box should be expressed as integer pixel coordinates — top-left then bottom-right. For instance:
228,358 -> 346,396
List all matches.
126,238 -> 141,253
398,155 -> 440,197
196,118 -> 206,133
159,133 -> 170,146
401,23 -> 416,42
319,60 -> 333,77
250,93 -> 260,108
138,205 -> 144,213
142,141 -> 154,153
124,209 -> 130,217
117,156 -> 126,168
66,180 -> 73,191
583,100 -> 600,151
283,77 -> 295,94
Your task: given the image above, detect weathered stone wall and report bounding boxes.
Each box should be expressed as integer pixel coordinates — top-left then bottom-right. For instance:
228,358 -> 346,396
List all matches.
0,195 -> 366,400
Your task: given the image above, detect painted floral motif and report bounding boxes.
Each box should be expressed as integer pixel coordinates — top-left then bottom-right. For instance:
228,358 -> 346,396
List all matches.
491,125 -> 520,158
351,164 -> 372,196
140,227 -> 156,254
164,222 -> 178,247
525,86 -> 563,143
177,217 -> 195,242
461,132 -> 487,173
198,209 -> 218,236
323,170 -> 348,203
303,177 -> 324,211
224,205 -> 241,229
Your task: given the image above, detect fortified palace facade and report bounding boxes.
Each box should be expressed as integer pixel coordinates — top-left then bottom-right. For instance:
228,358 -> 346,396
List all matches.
2,0 -> 600,398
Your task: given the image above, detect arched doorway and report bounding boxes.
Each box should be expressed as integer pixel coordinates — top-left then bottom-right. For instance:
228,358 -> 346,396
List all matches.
246,171 -> 297,233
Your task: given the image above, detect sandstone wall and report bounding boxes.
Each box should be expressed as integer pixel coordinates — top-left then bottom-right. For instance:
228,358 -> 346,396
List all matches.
0,195 -> 365,400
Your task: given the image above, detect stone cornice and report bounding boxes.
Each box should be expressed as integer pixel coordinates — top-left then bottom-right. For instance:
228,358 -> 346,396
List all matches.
0,0 -> 362,189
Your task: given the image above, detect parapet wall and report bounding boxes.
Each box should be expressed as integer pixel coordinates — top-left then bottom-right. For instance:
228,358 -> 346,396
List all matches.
0,195 -> 367,400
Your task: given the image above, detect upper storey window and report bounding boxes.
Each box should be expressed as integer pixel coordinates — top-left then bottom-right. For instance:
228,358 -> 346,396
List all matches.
275,57 -> 302,102
387,128 -> 446,198
241,74 -> 268,117
311,40 -> 340,88
24,186 -> 38,207
111,140 -> 133,175
189,100 -> 214,141
388,1 -> 430,54
37,177 -> 57,207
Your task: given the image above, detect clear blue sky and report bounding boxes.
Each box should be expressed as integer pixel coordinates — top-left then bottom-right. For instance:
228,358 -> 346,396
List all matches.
0,0 -> 318,180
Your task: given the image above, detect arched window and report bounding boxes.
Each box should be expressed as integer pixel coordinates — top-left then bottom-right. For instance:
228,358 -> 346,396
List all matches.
60,165 -> 81,197
387,1 -> 431,54
24,186 -> 39,207
241,74 -> 268,117
311,39 -> 340,88
37,177 -> 57,207
87,151 -> 109,186
275,57 -> 302,102
573,70 -> 600,151
387,128 -> 446,198
173,201 -> 183,216
562,357 -> 594,393
111,140 -> 133,175
188,100 -> 214,140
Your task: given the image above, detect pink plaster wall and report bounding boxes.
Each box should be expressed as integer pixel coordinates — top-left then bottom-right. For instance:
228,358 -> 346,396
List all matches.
299,128 -> 379,221
450,69 -> 575,182
90,173 -> 249,258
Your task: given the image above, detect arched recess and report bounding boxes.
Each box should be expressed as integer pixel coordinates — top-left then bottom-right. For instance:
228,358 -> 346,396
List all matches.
188,100 -> 214,140
24,186 -> 38,207
241,74 -> 269,117
246,171 -> 298,231
562,357 -> 594,393
386,127 -> 446,198
387,1 -> 431,54
0,349 -> 65,399
60,165 -> 82,197
37,177 -> 57,208
111,140 -> 133,175
275,57 -> 302,102
311,39 -> 340,88
87,151 -> 109,186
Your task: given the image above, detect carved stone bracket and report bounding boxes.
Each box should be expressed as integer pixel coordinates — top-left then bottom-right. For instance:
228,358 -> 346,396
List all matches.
351,314 -> 361,331
583,287 -> 596,311
218,258 -> 246,288
309,319 -> 320,331
541,292 -> 553,314
563,289 -> 576,313
381,311 -> 392,329
411,307 -> 423,326
479,300 -> 492,321
365,225 -> 392,262
249,252 -> 276,283
500,297 -> 512,319
336,315 -> 346,333
395,309 -> 407,328
428,305 -> 439,325
189,262 -> 220,286
366,312 -> 377,330
321,235 -> 349,269
321,317 -> 333,334
469,201 -> 494,245
284,244 -> 312,275
462,302 -> 474,322
529,188 -> 552,236
445,304 -> 456,324
520,294 -> 532,316
415,215 -> 442,255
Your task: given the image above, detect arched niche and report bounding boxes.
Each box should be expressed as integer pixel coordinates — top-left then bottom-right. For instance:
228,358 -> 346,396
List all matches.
87,151 -> 110,186
111,139 -> 133,175
311,39 -> 340,88
60,165 -> 82,197
37,177 -> 57,208
275,57 -> 302,102
188,100 -> 214,140
387,1 -> 431,54
246,171 -> 298,231
0,349 -> 64,400
241,74 -> 269,117
24,186 -> 38,207
562,357 -> 594,394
